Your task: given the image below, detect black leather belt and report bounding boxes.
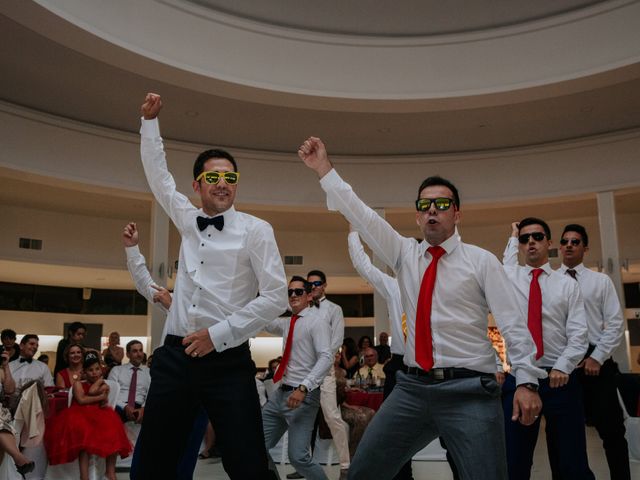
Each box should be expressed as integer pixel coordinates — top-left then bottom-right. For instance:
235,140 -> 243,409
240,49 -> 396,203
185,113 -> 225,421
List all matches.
280,384 -> 296,391
406,367 -> 485,381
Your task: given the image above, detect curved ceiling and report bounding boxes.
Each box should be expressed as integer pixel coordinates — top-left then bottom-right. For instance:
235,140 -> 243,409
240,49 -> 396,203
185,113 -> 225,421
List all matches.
188,0 -> 604,37
0,0 -> 639,156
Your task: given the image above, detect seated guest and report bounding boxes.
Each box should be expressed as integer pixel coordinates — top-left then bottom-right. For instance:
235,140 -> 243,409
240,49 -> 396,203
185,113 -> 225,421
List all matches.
54,322 -> 86,377
9,334 -> 53,389
374,332 -> 391,364
107,340 -> 150,424
262,358 -> 280,381
334,353 -> 375,458
1,329 -> 20,362
102,332 -> 124,372
37,354 -> 49,365
0,348 -> 35,478
357,348 -> 385,382
340,337 -> 359,379
45,352 -> 131,480
55,344 -> 85,388
357,336 -> 372,363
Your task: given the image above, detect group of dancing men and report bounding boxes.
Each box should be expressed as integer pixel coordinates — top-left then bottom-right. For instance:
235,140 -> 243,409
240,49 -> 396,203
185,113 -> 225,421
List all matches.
128,93 -> 629,480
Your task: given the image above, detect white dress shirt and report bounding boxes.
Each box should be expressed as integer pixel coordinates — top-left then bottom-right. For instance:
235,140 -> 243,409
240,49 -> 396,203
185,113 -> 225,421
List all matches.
502,238 -> 588,373
140,118 -> 288,351
320,169 -> 545,385
348,231 -> 405,356
317,297 -> 345,355
107,363 -> 151,409
9,358 -> 53,389
125,245 -> 168,314
558,263 -> 624,364
264,306 -> 333,391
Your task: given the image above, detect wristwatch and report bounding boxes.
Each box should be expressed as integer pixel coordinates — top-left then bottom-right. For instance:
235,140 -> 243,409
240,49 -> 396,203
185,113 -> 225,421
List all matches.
518,382 -> 539,392
297,384 -> 308,394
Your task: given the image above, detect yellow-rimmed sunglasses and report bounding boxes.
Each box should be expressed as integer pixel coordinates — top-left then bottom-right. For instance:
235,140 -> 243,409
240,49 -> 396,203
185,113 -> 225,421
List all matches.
196,171 -> 240,185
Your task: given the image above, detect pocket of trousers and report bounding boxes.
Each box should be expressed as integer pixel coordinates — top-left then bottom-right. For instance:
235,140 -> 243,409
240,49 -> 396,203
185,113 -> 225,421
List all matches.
479,375 -> 500,397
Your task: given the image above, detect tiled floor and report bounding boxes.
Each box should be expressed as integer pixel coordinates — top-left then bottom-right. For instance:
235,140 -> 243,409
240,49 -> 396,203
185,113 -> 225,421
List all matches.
117,425 -> 639,479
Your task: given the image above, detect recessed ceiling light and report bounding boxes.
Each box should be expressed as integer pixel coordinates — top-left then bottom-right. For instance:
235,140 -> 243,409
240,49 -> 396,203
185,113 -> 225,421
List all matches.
185,111 -> 199,117
580,106 -> 593,113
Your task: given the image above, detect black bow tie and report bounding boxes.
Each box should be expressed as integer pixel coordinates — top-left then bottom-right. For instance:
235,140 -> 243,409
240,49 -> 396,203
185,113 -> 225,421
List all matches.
197,215 -> 224,232
19,358 -> 32,364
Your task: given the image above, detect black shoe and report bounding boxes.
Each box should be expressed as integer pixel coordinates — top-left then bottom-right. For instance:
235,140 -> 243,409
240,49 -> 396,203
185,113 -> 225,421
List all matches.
286,472 -> 304,479
16,461 -> 35,479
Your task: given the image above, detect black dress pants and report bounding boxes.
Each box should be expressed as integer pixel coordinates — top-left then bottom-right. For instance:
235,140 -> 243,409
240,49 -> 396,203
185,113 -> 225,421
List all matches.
134,338 -> 276,480
577,358 -> 630,480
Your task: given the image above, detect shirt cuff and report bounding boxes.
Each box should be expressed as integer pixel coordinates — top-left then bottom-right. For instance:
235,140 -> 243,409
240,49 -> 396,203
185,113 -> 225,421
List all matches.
209,321 -> 233,353
125,245 -> 141,260
140,117 -> 160,138
512,366 -> 546,386
589,348 -> 607,365
552,357 -> 574,375
319,168 -> 340,192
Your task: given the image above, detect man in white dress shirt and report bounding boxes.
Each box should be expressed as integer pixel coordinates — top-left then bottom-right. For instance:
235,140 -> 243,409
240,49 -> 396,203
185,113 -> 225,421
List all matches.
262,276 -> 333,480
298,136 -> 544,480
502,218 -> 593,479
108,340 -> 151,424
122,222 -> 210,480
559,224 -> 629,479
136,93 -> 288,479
289,269 -> 350,480
9,334 -> 53,390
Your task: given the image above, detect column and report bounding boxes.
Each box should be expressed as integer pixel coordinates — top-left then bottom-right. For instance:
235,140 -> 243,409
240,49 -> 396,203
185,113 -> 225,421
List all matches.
372,208 -> 390,343
148,200 -> 169,351
596,191 -> 630,371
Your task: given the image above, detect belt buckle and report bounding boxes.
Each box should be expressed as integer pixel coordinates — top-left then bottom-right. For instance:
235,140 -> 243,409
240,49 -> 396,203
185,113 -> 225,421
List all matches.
432,368 -> 445,380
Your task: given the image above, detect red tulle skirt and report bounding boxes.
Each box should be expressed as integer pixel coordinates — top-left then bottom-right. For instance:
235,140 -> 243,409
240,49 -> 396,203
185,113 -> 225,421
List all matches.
45,402 -> 132,465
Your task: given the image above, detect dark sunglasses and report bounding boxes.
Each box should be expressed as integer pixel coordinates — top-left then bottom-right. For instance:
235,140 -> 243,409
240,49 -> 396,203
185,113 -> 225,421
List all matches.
415,197 -> 454,212
309,280 -> 324,287
288,288 -> 306,297
518,232 -> 546,244
560,238 -> 581,246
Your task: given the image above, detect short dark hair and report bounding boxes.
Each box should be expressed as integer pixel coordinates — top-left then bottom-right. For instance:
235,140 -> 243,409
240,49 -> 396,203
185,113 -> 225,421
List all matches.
126,340 -> 143,354
290,275 -> 312,293
20,334 -> 39,345
193,149 -> 238,180
67,322 -> 86,335
417,176 -> 460,209
562,224 -> 589,247
1,329 -> 16,341
306,270 -> 326,284
518,217 -> 551,240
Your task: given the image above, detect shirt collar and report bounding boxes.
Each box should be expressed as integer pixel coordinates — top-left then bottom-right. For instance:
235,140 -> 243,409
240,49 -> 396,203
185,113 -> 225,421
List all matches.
560,262 -> 585,274
420,232 -> 460,257
198,205 -> 237,223
524,262 -> 553,275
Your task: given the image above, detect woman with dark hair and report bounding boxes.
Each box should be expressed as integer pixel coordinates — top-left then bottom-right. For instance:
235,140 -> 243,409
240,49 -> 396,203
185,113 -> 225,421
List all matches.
55,343 -> 85,388
340,337 -> 360,379
45,352 -> 131,480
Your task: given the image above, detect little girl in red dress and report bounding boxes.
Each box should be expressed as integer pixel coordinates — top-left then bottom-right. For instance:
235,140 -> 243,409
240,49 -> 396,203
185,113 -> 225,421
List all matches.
45,352 -> 131,480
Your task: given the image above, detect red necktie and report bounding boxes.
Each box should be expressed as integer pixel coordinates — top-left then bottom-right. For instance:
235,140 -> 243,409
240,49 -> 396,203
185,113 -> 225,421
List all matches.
528,268 -> 544,360
128,367 -> 138,408
273,314 -> 300,383
415,246 -> 446,371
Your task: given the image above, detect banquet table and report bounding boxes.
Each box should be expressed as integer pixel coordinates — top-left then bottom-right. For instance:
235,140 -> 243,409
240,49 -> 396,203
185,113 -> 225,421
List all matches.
344,389 -> 384,412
